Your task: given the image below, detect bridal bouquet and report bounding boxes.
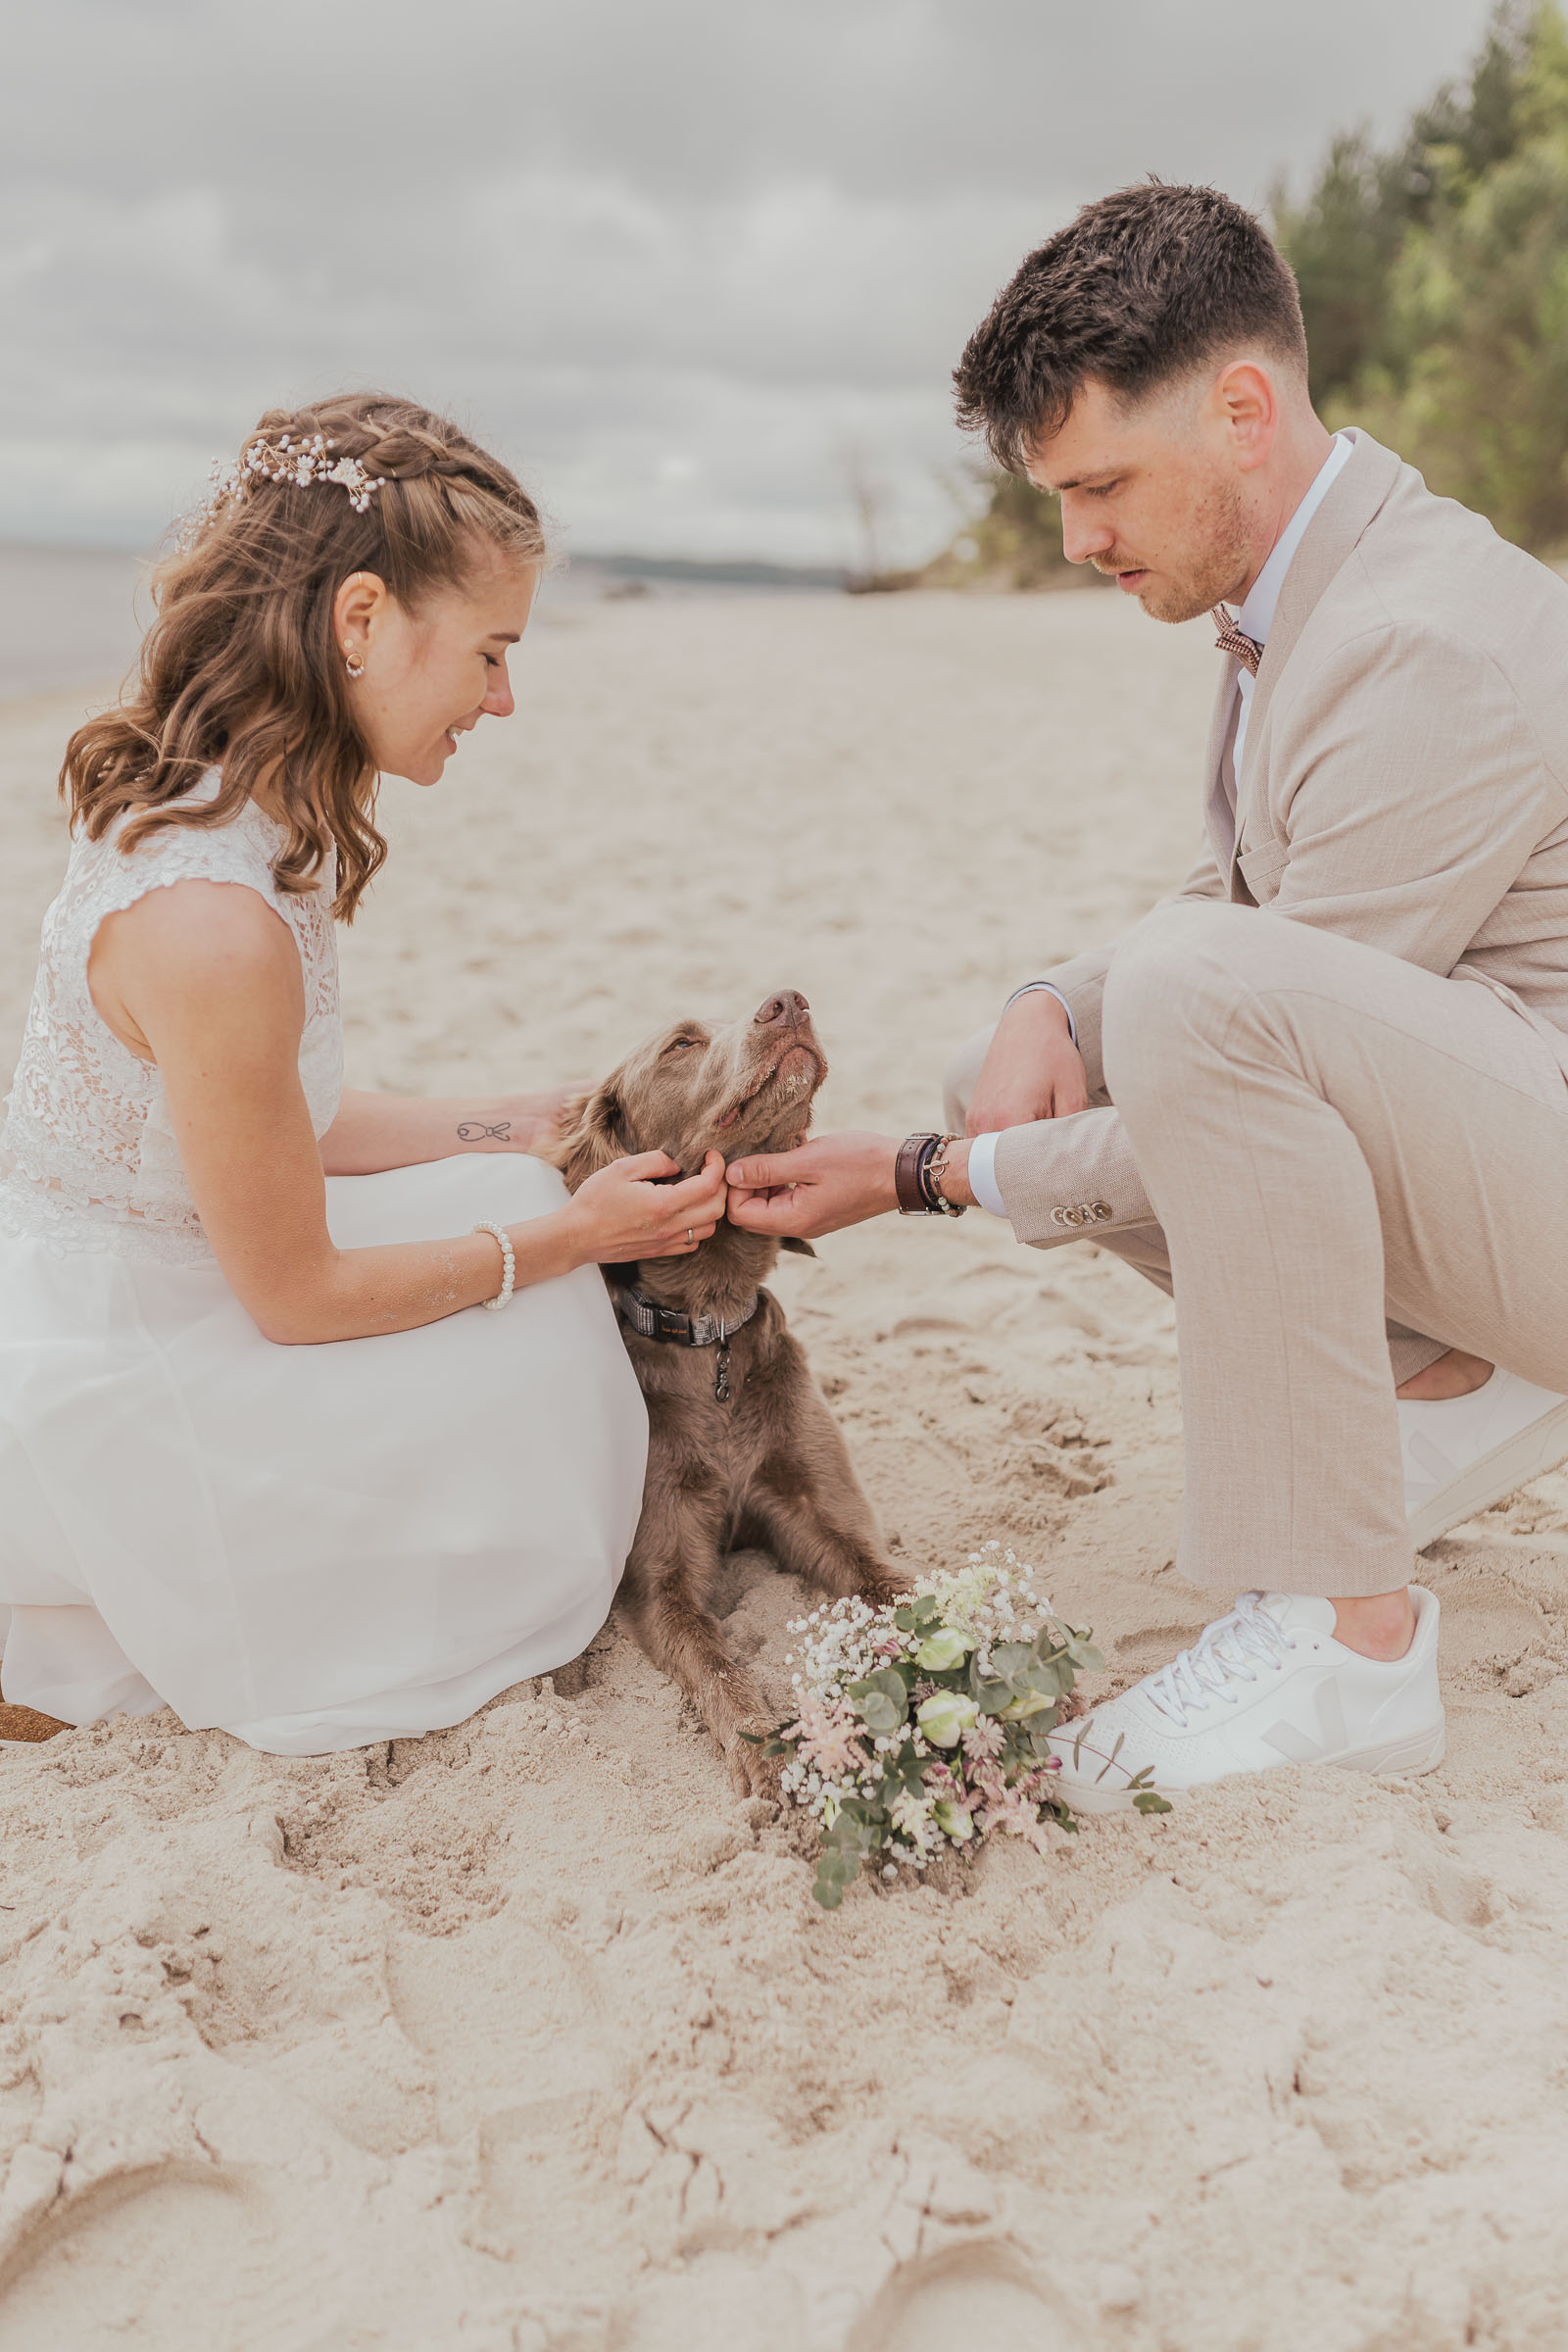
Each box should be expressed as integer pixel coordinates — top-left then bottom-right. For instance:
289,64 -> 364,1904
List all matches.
760,1544 -> 1170,1909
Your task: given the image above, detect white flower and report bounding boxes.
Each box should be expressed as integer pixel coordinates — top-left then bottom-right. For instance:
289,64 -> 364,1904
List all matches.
916,1690 -> 978,1747
915,1627 -> 971,1672
998,1689 -> 1054,1722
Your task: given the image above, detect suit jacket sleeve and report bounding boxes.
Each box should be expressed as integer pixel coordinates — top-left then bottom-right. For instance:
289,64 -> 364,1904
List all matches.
1021,836 -> 1226,1093
988,838 -> 1225,1244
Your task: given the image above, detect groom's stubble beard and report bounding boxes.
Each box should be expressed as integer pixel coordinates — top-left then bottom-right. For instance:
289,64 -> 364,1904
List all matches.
1091,467 -> 1252,625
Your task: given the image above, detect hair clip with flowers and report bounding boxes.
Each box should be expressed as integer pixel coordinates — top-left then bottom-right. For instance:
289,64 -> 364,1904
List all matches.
176,431 -> 386,549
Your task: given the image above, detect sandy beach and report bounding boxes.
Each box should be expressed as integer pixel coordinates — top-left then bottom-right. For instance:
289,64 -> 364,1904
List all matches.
4,587 -> 1568,2350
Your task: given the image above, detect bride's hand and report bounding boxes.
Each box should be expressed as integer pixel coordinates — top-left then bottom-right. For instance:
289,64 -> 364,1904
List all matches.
513,1082 -> 594,1151
564,1150 -> 728,1263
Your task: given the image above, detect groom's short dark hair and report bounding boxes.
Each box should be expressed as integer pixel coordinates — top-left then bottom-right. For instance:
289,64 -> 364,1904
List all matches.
954,181 -> 1309,475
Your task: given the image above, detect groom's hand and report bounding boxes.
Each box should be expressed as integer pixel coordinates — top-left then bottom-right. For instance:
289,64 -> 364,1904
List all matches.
725,1132 -> 900,1239
965,990 -> 1090,1135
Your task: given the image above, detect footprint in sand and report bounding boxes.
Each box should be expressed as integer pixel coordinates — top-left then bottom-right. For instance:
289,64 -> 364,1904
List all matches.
849,2245 -> 1086,2347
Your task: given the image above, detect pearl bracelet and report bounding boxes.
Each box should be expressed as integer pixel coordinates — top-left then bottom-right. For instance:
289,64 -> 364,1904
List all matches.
472,1221 -> 515,1311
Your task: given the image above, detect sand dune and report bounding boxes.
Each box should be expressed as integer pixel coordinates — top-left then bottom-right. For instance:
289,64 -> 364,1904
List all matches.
2,591 -> 1567,2349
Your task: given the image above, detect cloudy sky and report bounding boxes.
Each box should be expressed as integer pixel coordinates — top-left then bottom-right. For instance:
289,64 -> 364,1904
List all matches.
1,0 -> 1499,566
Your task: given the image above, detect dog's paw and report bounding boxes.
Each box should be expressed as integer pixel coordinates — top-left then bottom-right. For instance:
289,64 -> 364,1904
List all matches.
725,1720 -> 783,1801
857,1565 -> 914,1606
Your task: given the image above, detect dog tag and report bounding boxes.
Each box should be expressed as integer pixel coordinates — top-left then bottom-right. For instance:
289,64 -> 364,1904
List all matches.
714,1342 -> 732,1404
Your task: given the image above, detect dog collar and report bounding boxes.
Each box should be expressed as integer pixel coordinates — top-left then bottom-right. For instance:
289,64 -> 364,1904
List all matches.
612,1284 -> 761,1350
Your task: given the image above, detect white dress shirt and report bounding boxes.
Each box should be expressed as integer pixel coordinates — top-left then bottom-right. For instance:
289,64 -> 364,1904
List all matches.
1230,430 -> 1351,781
967,431 -> 1353,1221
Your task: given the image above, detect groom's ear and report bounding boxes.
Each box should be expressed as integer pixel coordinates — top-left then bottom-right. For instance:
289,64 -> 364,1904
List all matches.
548,1075 -> 629,1193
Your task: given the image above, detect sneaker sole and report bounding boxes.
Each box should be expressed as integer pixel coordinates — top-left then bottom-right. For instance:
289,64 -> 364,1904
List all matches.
1408,1398 -> 1568,1549
1056,1718 -> 1446,1814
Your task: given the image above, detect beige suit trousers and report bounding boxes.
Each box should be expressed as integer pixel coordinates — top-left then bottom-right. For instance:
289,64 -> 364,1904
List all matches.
948,903 -> 1568,1598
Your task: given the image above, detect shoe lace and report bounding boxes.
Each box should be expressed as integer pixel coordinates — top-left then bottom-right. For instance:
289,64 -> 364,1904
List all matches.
1144,1592 -> 1297,1730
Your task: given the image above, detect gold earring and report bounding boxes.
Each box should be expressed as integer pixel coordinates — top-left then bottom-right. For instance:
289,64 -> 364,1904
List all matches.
343,649 -> 365,679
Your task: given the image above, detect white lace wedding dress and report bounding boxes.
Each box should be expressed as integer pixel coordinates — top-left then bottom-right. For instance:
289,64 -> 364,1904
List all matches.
0,777 -> 647,1753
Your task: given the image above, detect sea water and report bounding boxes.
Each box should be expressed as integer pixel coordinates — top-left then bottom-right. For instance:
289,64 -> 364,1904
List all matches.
0,544 -> 148,703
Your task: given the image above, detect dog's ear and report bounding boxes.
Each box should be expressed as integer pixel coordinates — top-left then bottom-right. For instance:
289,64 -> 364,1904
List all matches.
547,1077 -> 628,1194
778,1235 -> 817,1257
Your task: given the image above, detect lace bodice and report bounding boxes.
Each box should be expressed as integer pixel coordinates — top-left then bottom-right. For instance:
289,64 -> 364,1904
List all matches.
0,772 -> 342,1263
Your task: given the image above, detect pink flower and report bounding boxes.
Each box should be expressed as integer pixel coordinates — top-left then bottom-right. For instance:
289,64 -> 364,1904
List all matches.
960,1716 -> 1005,1762
789,1695 -> 868,1778
976,1786 -> 1054,1856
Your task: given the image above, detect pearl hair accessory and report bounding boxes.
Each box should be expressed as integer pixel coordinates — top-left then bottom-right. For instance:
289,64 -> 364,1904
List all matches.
177,430 -> 386,549
472,1221 -> 515,1310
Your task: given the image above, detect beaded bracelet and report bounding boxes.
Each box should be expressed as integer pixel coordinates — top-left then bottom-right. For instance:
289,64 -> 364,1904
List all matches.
922,1134 -> 967,1217
472,1221 -> 516,1310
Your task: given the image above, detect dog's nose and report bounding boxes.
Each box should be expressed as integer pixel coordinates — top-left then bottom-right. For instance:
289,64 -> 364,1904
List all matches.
755,989 -> 809,1029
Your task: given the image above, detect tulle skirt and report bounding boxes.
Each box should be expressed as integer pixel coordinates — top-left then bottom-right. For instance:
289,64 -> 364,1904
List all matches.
0,1154 -> 647,1753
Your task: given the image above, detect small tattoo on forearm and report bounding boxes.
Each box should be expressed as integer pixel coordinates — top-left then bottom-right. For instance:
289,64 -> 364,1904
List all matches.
457,1119 -> 512,1142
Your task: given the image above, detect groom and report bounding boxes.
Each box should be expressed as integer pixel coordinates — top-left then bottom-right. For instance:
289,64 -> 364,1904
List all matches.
726,180 -> 1568,1809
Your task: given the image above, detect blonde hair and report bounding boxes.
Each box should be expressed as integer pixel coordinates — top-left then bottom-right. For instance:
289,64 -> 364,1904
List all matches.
62,392 -> 547,921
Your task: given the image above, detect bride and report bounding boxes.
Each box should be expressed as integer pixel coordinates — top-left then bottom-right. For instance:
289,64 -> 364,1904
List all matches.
0,392 -> 725,1754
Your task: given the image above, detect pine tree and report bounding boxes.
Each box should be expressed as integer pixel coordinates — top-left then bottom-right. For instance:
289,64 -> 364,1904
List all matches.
1277,0 -> 1568,550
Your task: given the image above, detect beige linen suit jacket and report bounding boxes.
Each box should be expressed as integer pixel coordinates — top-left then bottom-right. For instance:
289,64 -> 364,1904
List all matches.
991,429 -> 1568,1243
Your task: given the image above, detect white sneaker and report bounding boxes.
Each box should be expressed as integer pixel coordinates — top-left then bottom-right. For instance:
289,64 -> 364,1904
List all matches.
1049,1588 -> 1445,1813
1402,1368 -> 1568,1548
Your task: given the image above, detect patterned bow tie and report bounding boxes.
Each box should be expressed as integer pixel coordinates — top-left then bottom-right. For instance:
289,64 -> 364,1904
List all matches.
1211,607 -> 1262,676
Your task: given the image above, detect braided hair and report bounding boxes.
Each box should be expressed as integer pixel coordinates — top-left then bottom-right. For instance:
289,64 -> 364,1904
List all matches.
62,392 -> 547,920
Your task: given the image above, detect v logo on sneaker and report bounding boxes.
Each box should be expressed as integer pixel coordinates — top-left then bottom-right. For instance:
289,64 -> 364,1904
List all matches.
1260,1675 -> 1348,1764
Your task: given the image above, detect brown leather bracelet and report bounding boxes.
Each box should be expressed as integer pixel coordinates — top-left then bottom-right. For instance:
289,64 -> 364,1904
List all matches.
895,1132 -> 942,1214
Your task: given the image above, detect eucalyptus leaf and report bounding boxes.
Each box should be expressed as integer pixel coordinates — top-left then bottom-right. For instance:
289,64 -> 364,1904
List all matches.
828,1795 -> 873,1833
847,1667 -> 909,1736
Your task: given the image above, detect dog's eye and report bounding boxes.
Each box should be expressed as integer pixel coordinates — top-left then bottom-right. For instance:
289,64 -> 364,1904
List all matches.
666,1035 -> 703,1054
